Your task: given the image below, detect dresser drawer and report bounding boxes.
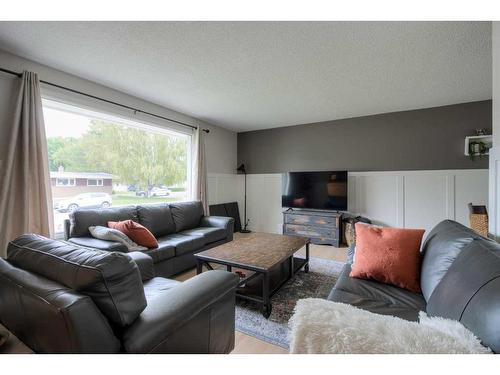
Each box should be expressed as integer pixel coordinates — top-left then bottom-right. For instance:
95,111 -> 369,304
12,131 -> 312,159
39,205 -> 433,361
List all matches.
284,213 -> 339,227
284,224 -> 337,239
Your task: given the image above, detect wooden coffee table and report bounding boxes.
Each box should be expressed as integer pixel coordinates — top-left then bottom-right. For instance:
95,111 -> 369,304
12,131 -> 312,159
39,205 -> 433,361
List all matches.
195,232 -> 309,318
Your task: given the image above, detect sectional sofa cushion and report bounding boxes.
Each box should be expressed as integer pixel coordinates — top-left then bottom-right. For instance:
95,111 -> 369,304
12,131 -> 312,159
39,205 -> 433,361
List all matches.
179,227 -> 227,245
170,201 -> 204,232
137,203 -> 176,237
328,263 -> 426,321
127,251 -> 156,281
7,234 -> 147,326
420,220 -> 479,301
69,206 -> 138,238
156,234 -> 205,256
143,240 -> 176,263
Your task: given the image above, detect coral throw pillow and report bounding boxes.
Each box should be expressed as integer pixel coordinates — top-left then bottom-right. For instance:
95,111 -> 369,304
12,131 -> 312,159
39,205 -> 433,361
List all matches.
108,220 -> 158,248
349,223 -> 425,293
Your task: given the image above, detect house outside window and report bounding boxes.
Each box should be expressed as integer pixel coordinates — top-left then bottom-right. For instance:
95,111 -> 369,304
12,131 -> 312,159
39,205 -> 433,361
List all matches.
87,179 -> 104,186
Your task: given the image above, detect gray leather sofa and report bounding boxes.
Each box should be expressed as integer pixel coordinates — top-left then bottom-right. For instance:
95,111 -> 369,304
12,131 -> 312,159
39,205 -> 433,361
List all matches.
63,201 -> 234,278
328,220 -> 500,353
0,234 -> 239,353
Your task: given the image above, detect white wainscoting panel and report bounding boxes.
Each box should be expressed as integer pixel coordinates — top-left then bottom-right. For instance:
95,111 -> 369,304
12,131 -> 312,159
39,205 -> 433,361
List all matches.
405,173 -> 452,230
349,174 -> 400,227
247,174 -> 283,233
246,175 -> 262,231
207,173 -> 244,221
216,170 -> 488,237
456,170 -> 489,226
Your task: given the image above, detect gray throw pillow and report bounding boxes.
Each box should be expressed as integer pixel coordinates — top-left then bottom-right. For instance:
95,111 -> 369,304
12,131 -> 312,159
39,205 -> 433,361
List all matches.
89,226 -> 147,252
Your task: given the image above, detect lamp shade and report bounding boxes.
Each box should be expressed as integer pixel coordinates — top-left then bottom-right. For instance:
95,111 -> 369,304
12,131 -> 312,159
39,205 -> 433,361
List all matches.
236,164 -> 246,174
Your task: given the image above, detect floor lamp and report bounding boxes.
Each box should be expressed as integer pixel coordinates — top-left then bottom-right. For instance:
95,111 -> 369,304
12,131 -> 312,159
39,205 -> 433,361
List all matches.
237,164 -> 251,233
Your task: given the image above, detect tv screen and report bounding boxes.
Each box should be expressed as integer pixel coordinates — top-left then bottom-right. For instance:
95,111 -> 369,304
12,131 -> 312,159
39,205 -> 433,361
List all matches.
282,171 -> 348,211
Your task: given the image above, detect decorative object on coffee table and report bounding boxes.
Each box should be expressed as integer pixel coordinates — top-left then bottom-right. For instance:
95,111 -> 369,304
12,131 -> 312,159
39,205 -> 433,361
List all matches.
195,232 -> 309,318
236,164 -> 251,233
468,203 -> 488,238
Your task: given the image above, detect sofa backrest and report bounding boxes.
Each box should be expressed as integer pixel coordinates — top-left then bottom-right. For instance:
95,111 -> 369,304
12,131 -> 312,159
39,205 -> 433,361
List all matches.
137,203 -> 176,237
0,257 -> 120,353
420,220 -> 484,300
69,206 -> 138,237
169,201 -> 205,232
421,220 -> 500,353
7,234 -> 147,327
68,201 -> 206,239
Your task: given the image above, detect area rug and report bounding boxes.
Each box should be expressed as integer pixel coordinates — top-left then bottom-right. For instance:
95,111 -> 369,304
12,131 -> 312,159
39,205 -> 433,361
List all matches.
235,257 -> 345,349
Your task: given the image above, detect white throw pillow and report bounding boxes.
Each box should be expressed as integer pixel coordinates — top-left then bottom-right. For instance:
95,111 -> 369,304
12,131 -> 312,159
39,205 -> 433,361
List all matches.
289,298 -> 491,354
89,226 -> 148,252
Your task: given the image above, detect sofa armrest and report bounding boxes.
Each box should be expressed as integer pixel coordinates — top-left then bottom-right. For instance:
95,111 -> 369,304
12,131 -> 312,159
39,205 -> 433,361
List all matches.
122,270 -> 239,353
126,252 -> 155,281
64,219 -> 71,240
200,216 -> 234,239
67,237 -> 128,253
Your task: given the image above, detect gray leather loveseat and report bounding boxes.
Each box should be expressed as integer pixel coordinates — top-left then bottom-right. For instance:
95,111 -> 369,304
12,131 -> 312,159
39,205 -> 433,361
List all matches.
63,201 -> 234,277
328,220 -> 500,353
0,234 -> 239,353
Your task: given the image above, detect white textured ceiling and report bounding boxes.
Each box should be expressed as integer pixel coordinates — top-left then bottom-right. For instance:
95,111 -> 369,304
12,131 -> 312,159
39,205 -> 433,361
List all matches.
0,21 -> 492,132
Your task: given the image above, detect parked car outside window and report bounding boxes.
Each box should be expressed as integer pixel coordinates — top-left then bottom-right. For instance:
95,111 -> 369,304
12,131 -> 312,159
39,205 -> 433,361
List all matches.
135,186 -> 171,197
53,192 -> 112,212
150,186 -> 171,197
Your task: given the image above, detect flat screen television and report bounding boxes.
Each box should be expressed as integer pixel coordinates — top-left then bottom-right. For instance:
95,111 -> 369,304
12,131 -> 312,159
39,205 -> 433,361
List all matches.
282,171 -> 348,211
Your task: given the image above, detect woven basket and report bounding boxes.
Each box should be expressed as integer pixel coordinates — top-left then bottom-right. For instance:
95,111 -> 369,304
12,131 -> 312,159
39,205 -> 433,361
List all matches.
469,203 -> 488,238
344,222 -> 356,246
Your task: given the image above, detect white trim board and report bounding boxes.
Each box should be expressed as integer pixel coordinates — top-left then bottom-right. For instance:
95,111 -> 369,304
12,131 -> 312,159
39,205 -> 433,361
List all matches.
489,147 -> 500,240
209,169 -> 488,236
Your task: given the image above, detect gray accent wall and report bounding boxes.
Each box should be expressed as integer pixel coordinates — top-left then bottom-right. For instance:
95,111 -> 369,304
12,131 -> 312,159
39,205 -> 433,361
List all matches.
237,101 -> 492,174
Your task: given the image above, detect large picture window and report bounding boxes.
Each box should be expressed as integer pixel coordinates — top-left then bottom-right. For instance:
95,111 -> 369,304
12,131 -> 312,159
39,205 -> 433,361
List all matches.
43,99 -> 192,236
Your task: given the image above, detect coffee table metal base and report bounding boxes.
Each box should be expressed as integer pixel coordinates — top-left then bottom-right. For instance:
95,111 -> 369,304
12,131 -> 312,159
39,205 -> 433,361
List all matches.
196,243 -> 309,318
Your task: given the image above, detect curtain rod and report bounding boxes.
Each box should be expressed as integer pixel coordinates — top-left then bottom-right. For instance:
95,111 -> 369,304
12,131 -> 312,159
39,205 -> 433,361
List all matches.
0,67 -> 209,133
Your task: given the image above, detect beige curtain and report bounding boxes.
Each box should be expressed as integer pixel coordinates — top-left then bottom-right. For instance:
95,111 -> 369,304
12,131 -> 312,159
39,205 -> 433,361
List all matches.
192,127 -> 209,215
0,71 -> 53,257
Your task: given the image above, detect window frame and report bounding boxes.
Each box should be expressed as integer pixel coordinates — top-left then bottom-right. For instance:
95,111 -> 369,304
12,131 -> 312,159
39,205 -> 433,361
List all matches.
42,98 -> 194,200
87,179 -> 104,187
56,178 -> 76,187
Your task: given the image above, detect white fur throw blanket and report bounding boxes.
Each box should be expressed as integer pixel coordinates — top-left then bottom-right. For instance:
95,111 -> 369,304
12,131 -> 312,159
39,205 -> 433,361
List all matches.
289,299 -> 491,354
